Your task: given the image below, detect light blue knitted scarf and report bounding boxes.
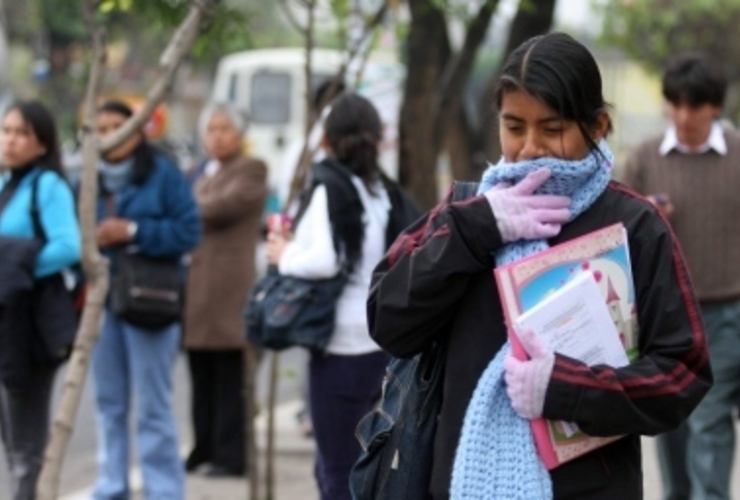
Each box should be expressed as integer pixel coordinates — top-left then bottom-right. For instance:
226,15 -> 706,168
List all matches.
99,157 -> 135,194
450,140 -> 613,500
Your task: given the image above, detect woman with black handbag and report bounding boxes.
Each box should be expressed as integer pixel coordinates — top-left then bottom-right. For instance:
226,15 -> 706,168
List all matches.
90,100 -> 200,500
0,101 -> 81,500
266,93 -> 397,500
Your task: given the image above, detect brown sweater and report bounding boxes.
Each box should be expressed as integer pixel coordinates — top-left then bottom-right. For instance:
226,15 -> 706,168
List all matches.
622,129 -> 740,302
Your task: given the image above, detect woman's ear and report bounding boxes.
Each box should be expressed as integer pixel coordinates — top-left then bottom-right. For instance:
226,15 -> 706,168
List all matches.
591,111 -> 611,142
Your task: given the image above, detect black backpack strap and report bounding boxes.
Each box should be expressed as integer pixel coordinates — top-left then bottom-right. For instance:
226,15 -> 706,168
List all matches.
0,178 -> 16,216
292,160 -> 360,226
451,181 -> 480,202
30,172 -> 48,243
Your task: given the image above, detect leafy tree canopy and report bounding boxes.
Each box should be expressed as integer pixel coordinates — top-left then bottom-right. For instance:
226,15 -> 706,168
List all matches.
601,0 -> 740,80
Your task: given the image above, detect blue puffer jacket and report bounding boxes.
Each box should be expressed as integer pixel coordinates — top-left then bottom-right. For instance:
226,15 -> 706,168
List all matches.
96,146 -> 201,259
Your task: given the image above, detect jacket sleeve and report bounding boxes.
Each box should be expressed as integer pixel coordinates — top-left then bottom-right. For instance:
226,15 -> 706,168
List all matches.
543,209 -> 712,436
197,160 -> 267,229
135,161 -> 202,257
368,188 -> 505,358
35,172 -> 81,277
278,185 -> 341,279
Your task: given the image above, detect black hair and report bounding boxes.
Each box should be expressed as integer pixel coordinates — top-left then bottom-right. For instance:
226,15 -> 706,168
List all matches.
5,100 -> 65,178
97,99 -> 134,118
662,52 -> 726,108
323,92 -> 382,192
495,32 -> 612,155
96,99 -> 156,187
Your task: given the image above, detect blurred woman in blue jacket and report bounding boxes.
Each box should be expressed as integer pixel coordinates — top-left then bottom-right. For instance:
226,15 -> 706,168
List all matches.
0,100 -> 81,500
90,100 -> 200,500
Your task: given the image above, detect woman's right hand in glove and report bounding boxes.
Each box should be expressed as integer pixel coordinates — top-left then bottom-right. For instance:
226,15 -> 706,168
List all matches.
483,167 -> 571,242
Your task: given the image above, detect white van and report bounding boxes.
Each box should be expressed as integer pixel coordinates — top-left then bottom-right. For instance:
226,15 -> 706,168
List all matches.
210,47 -> 404,210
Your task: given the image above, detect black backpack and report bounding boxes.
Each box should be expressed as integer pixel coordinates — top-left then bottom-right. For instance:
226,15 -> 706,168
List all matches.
349,181 -> 479,500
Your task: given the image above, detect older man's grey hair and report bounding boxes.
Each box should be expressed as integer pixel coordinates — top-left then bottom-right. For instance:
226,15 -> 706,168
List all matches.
198,102 -> 249,138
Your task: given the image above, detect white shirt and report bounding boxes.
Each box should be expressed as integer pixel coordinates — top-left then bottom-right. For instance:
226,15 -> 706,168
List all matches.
203,159 -> 221,177
659,122 -> 727,156
278,177 -> 390,355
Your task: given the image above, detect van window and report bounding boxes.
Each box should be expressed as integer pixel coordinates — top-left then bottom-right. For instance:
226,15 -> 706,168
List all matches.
228,73 -> 239,101
250,71 -> 291,125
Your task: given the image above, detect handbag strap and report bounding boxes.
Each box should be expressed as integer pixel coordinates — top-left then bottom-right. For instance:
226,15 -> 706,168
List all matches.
0,169 -> 28,218
29,172 -> 47,243
0,180 -> 16,217
0,171 -> 47,242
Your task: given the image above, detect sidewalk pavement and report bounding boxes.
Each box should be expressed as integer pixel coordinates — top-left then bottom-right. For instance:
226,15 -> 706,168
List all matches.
183,400 -> 740,500
184,400 -> 317,500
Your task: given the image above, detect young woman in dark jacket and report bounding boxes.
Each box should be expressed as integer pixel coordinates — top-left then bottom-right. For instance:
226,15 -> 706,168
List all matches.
367,33 -> 712,499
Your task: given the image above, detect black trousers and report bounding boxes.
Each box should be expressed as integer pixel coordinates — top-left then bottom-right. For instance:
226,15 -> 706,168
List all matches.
0,364 -> 57,500
309,350 -> 389,500
186,349 -> 246,471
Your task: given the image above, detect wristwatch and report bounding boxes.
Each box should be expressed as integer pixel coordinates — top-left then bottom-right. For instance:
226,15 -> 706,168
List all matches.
127,221 -> 138,240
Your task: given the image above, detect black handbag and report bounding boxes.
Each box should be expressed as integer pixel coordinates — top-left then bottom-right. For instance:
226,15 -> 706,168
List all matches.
110,250 -> 182,330
32,273 -> 78,362
0,237 -> 40,305
244,267 -> 347,352
0,172 -> 79,364
27,173 -> 80,362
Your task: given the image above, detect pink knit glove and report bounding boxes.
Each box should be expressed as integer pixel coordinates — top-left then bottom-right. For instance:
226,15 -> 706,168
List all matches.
483,168 -> 571,242
504,328 -> 555,420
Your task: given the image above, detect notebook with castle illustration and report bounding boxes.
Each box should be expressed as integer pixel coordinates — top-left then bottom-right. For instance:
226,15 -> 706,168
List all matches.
494,222 -> 639,470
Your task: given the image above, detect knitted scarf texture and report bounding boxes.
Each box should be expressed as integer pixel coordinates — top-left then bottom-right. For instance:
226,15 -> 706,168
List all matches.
450,140 -> 613,500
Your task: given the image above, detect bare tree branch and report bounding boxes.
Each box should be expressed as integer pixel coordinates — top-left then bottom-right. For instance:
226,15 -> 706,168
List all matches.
37,1 -> 218,498
98,0 -> 213,153
35,1 -> 110,498
286,0 -> 390,208
277,0 -> 308,36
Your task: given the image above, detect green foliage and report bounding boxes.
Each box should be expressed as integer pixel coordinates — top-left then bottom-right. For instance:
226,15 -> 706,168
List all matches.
100,0 -> 255,62
38,0 -> 87,44
601,0 -> 740,79
426,0 -> 497,20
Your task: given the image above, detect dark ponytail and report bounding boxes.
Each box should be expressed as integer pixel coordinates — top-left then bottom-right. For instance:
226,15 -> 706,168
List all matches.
323,93 -> 382,193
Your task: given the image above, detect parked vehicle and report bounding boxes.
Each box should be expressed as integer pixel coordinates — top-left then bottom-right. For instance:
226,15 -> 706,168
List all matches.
210,47 -> 404,209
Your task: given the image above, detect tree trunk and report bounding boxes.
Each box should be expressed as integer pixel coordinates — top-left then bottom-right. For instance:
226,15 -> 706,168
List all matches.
399,0 -> 450,210
481,0 -> 558,162
446,104 -> 477,181
400,0 -> 499,209
35,5 -> 108,497
244,344 -> 259,500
